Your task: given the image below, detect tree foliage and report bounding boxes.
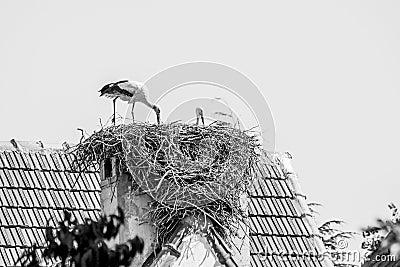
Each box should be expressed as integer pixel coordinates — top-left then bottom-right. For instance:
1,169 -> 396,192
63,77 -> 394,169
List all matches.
361,203 -> 400,259
16,207 -> 144,267
308,202 -> 357,267
318,219 -> 357,251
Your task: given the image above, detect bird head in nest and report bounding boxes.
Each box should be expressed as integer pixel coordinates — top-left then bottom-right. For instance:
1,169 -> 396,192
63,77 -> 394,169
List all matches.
196,107 -> 205,125
196,107 -> 204,116
153,105 -> 161,125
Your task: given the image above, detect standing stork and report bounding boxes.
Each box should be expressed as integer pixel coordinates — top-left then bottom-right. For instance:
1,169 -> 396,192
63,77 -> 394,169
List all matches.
196,107 -> 205,125
99,80 -> 161,125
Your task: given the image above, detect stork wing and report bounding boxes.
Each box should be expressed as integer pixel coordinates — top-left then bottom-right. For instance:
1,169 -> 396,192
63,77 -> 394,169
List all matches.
99,80 -> 131,97
118,81 -> 144,99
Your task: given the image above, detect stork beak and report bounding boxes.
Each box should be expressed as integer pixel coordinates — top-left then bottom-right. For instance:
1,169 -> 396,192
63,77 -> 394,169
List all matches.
153,106 -> 161,125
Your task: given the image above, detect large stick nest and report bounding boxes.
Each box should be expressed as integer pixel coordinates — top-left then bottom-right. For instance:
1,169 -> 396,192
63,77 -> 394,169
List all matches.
73,122 -> 260,244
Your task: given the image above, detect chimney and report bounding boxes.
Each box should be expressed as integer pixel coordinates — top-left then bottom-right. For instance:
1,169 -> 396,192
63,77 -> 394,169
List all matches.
100,157 -> 157,266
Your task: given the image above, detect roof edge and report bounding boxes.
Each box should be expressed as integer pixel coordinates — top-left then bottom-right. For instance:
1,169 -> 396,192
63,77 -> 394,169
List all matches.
276,151 -> 334,267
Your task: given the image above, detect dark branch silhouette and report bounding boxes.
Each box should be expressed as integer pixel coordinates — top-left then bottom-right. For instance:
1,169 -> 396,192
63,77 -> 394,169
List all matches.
16,207 -> 144,267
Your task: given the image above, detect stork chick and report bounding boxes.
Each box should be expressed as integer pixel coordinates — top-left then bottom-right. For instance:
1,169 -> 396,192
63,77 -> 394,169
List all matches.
99,80 -> 161,125
196,107 -> 205,126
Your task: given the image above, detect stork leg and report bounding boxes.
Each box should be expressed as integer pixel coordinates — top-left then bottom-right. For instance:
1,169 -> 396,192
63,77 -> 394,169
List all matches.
112,97 -> 118,125
201,115 -> 205,126
131,102 -> 135,123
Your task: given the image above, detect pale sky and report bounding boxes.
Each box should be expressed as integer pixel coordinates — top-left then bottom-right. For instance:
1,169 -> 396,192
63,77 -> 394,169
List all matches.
1,0 -> 400,252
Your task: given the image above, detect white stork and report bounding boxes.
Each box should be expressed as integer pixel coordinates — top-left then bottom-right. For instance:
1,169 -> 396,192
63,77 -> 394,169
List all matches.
99,80 -> 161,125
196,107 -> 205,125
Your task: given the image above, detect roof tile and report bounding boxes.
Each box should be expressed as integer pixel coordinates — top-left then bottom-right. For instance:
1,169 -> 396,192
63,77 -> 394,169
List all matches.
91,173 -> 101,191
59,153 -> 72,171
5,189 -> 17,207
19,152 -> 33,169
0,158 -> 6,175
3,169 -> 15,187
43,153 -> 56,171
21,190 -> 33,207
256,179 -> 271,197
50,153 -> 64,171
265,164 -> 276,179
5,151 -> 18,169
271,165 -> 284,179
50,171 -> 63,189
41,170 -> 55,189
16,169 -> 29,188
23,171 -> 35,188
279,180 -> 293,198
40,153 -> 52,171
9,170 -> 21,188
0,170 -> 7,187
0,153 -> 10,169
64,172 -> 76,189
34,153 -> 46,171
0,208 -> 7,225
0,230 -> 6,247
27,152 -> 41,170
0,189 -> 7,206
13,152 -> 26,169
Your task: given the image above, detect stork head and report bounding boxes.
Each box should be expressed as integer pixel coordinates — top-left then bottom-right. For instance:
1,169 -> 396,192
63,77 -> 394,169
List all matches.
99,83 -> 113,96
153,105 -> 161,125
99,80 -> 128,97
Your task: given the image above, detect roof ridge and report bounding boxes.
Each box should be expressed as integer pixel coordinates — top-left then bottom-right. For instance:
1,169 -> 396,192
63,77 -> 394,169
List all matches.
0,140 -> 75,153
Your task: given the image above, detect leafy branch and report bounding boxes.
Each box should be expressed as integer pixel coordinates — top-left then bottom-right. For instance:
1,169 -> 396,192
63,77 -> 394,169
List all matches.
16,207 -> 144,267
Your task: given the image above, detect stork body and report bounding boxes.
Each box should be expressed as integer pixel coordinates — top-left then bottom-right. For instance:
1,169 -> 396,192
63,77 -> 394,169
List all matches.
196,107 -> 205,125
99,80 -> 160,125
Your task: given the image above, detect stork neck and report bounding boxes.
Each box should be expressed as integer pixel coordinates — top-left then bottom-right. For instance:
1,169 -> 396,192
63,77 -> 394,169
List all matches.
142,98 -> 155,109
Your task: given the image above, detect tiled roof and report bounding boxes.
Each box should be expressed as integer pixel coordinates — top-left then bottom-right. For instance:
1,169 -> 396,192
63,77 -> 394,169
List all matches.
0,147 -> 101,267
0,143 -> 332,267
248,152 -> 332,267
